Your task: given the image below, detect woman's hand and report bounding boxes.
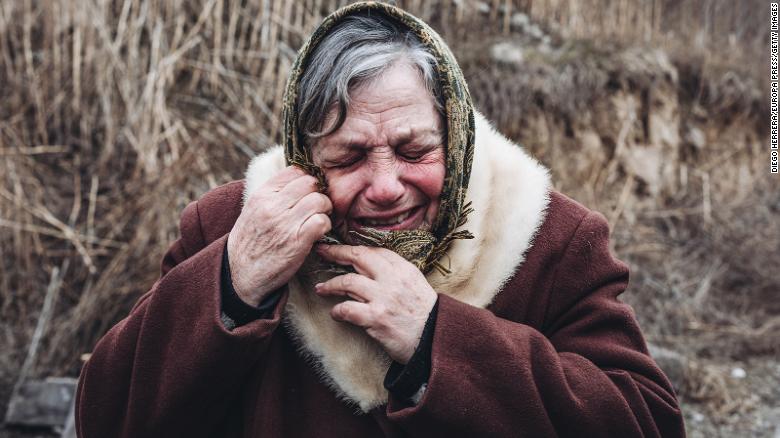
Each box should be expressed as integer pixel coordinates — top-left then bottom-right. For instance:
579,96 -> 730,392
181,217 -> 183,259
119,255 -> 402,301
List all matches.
227,166 -> 332,306
314,244 -> 438,364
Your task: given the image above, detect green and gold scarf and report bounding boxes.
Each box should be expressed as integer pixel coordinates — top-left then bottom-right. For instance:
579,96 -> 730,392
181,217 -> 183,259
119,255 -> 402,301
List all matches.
282,1 -> 475,274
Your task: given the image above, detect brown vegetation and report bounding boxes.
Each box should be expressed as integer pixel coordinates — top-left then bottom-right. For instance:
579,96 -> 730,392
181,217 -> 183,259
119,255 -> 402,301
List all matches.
0,0 -> 774,435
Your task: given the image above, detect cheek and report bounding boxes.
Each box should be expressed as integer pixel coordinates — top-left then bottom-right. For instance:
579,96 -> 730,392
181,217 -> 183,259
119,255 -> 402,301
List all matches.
404,162 -> 445,200
404,155 -> 445,224
323,172 -> 362,219
408,148 -> 446,199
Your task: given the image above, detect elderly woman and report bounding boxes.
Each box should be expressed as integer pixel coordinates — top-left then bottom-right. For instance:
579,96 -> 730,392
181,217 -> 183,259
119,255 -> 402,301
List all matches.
76,3 -> 684,437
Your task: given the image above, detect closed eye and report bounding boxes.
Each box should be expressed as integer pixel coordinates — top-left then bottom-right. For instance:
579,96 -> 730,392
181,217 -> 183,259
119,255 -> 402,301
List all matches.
326,155 -> 362,169
398,144 -> 437,162
399,152 -> 425,162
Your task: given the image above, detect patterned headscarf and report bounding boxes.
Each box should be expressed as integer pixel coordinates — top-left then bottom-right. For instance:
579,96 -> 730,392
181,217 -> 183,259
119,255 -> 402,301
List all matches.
283,1 -> 475,274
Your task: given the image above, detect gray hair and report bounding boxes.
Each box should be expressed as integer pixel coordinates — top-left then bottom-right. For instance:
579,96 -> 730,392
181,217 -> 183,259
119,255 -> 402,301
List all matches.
296,12 -> 444,143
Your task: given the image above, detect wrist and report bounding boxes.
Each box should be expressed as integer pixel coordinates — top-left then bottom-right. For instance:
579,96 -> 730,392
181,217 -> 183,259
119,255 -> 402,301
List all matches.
397,296 -> 438,364
228,263 -> 273,308
221,244 -> 280,327
234,287 -> 262,307
233,280 -> 275,307
384,298 -> 439,400
225,243 -> 272,307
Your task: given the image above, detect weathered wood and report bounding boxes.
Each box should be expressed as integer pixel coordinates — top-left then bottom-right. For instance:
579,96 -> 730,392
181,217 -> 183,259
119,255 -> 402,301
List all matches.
4,377 -> 77,428
60,396 -> 77,438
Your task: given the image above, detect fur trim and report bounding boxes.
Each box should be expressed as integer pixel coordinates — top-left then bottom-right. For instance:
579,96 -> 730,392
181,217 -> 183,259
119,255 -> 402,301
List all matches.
243,111 -> 551,411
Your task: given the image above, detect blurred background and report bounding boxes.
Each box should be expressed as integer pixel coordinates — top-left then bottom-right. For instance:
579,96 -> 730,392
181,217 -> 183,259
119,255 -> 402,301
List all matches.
0,0 -> 775,436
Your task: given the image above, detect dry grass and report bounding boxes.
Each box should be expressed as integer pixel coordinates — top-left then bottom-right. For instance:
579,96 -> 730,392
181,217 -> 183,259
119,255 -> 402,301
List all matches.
0,0 -> 773,432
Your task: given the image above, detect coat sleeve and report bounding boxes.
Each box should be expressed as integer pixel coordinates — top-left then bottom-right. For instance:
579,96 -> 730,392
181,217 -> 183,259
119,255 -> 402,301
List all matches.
385,211 -> 685,437
75,200 -> 288,438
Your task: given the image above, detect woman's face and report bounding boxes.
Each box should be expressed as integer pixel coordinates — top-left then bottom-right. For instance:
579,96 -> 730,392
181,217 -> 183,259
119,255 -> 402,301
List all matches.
312,62 -> 445,241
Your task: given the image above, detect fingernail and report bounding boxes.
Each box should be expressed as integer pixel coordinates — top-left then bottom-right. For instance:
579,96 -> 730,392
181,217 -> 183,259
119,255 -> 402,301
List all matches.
316,243 -> 329,252
314,283 -> 323,291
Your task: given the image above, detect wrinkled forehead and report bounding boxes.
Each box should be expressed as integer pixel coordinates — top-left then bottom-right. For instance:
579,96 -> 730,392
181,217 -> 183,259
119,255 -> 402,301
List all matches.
313,123 -> 445,155
310,63 -> 445,152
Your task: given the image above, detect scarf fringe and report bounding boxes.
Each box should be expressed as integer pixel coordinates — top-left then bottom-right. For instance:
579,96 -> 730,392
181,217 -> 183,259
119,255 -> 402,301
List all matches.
425,201 -> 475,275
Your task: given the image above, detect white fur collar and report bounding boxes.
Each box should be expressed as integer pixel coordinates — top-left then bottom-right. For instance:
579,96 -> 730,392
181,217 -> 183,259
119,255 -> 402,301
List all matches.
243,111 -> 551,412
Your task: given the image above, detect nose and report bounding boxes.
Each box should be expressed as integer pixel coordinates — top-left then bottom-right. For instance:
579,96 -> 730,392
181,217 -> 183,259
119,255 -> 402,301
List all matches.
364,166 -> 404,207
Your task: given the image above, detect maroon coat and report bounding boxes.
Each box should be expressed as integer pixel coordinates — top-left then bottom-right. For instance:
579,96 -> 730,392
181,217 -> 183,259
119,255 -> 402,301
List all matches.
76,116 -> 684,436
76,184 -> 684,437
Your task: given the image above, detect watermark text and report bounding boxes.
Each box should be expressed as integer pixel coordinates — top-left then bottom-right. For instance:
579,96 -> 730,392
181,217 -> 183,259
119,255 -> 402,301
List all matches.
771,3 -> 779,173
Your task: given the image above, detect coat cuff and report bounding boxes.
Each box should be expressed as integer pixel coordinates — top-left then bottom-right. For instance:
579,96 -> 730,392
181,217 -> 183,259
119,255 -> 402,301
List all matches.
383,298 -> 439,402
220,241 -> 283,329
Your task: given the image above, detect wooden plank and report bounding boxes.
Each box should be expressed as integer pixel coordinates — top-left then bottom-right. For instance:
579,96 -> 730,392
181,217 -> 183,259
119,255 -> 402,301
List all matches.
60,397 -> 77,438
4,377 -> 78,428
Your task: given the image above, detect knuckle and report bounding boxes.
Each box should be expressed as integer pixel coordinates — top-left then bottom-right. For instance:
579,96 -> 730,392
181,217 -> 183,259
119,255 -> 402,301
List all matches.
299,216 -> 320,237
306,192 -> 321,207
299,214 -> 330,241
364,246 -> 382,257
315,193 -> 332,210
308,213 -> 324,226
313,213 -> 329,228
335,303 -> 350,319
341,274 -> 356,289
319,214 -> 332,231
349,246 -> 363,259
298,192 -> 316,209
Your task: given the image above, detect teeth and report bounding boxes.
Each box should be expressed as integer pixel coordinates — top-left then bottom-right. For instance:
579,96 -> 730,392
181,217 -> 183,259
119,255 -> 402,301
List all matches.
363,210 -> 412,226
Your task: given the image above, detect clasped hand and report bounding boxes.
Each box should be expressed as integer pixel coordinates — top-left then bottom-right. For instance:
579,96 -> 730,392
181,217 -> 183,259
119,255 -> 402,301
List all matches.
315,244 -> 438,365
227,166 -> 437,364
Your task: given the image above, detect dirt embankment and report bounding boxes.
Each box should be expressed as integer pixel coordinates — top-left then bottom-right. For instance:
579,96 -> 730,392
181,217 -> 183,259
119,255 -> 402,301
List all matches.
461,17 -> 776,436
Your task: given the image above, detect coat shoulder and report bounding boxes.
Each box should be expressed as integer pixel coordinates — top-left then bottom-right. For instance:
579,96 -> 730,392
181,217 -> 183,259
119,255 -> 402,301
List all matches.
535,190 -> 595,251
540,191 -> 617,270
185,180 -> 245,247
491,190 -> 622,329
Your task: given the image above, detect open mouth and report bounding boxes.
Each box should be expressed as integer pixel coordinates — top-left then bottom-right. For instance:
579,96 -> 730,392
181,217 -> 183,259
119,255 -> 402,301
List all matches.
352,206 -> 424,231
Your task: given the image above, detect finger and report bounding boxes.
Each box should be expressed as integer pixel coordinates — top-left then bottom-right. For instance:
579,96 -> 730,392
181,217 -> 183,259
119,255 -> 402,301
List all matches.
298,213 -> 331,244
266,166 -> 308,192
315,244 -> 387,278
278,174 -> 320,208
330,300 -> 372,328
351,245 -> 408,270
314,273 -> 376,303
291,192 -> 333,218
